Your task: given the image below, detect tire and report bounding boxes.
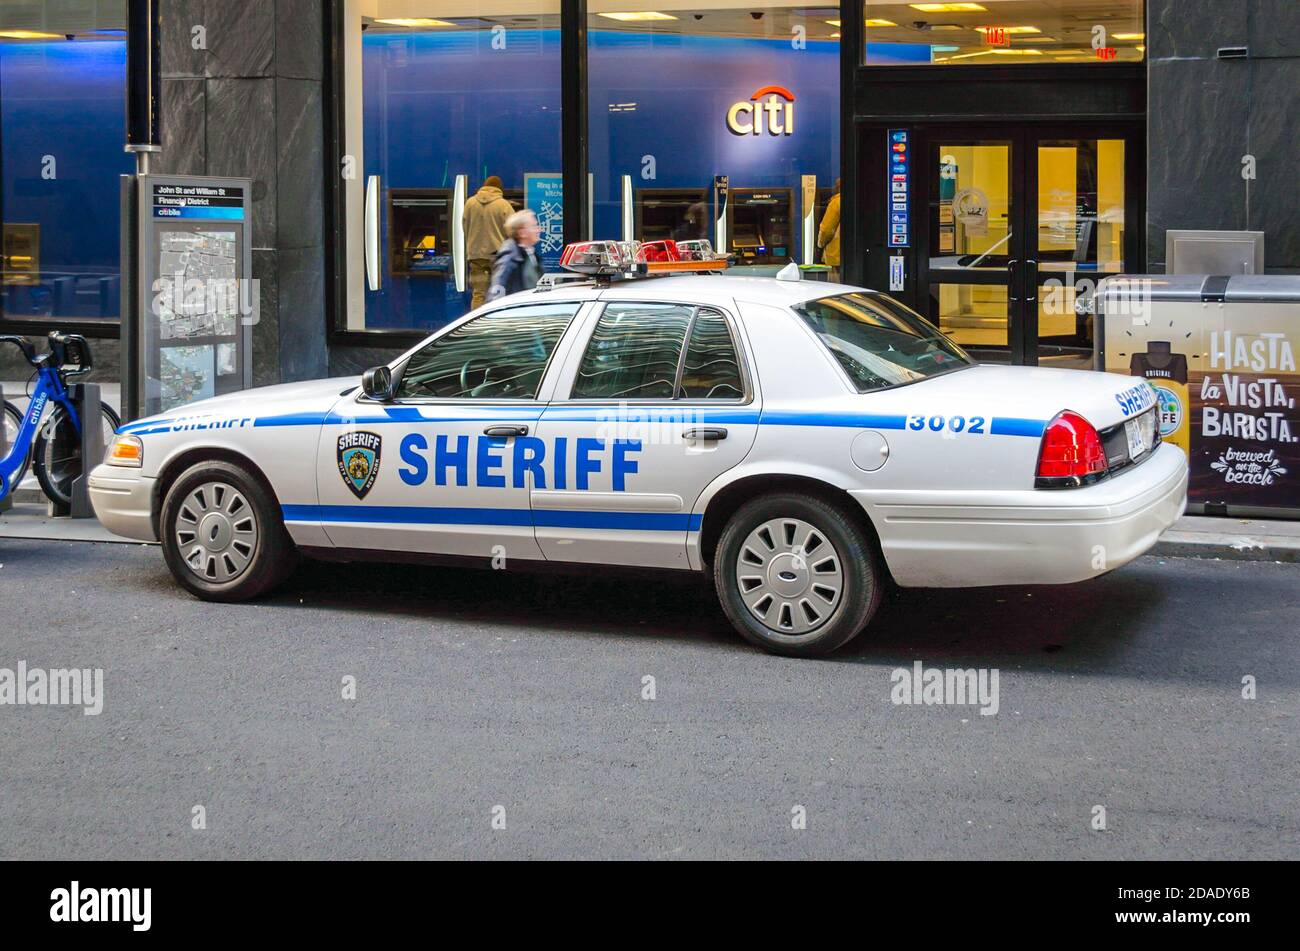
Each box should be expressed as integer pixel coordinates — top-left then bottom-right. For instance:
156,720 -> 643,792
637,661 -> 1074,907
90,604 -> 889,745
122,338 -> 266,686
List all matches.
32,402 -> 120,508
160,460 -> 298,602
2,400 -> 29,493
713,492 -> 882,658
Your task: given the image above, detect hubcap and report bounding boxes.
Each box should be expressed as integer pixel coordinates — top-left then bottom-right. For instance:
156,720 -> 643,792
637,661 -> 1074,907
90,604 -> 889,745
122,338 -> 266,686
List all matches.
736,517 -> 844,635
174,482 -> 258,584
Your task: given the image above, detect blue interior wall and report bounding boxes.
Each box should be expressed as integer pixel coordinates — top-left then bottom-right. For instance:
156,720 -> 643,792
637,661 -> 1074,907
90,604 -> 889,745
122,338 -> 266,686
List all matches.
0,40 -> 132,319
589,32 -> 840,243
363,29 -> 839,331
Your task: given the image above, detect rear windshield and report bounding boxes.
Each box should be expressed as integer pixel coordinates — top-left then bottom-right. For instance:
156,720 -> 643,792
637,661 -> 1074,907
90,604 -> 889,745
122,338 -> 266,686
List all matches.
792,293 -> 974,393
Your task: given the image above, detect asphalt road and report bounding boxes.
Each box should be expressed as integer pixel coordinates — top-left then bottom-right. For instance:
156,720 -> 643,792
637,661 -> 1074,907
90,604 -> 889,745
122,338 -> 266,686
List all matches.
0,539 -> 1296,860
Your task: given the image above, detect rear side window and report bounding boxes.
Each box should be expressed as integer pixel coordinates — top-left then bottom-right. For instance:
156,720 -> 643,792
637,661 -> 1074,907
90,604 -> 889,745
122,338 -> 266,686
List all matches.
679,311 -> 743,399
793,293 -> 974,393
397,302 -> 579,399
570,303 -> 744,401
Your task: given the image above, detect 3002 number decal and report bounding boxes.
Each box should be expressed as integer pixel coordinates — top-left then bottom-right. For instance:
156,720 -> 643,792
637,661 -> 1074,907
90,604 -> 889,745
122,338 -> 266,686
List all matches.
907,414 -> 987,434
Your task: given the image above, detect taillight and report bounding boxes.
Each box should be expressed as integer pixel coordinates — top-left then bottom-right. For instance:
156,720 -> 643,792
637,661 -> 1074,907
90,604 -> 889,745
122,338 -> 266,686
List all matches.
1035,410 -> 1107,488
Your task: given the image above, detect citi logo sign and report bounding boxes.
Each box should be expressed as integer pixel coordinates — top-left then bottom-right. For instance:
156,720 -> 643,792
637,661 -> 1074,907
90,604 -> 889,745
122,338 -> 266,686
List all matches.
726,85 -> 794,136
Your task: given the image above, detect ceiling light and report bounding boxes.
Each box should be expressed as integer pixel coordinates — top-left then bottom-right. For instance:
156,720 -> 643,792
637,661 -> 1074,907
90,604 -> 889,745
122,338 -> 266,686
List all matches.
910,3 -> 988,12
865,19 -> 897,27
597,12 -> 678,21
1113,32 -> 1144,40
374,18 -> 455,27
826,19 -> 841,27
0,30 -> 64,39
975,25 -> 1041,34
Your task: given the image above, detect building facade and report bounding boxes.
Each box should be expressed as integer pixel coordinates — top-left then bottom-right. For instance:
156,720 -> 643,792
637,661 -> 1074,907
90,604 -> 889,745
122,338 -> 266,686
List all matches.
2,0 -> 1297,394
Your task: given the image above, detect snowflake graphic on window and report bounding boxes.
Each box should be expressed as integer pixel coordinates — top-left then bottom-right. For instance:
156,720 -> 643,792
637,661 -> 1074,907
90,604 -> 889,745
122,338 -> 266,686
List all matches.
537,199 -> 564,254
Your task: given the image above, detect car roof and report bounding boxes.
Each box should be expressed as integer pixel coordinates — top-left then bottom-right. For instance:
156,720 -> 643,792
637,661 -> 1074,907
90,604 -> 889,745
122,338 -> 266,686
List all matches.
527,274 -> 870,309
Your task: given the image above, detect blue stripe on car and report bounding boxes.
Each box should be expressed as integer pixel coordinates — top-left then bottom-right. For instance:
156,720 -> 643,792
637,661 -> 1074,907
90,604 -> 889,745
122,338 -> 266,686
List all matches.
122,408 -> 1046,437
283,503 -> 703,532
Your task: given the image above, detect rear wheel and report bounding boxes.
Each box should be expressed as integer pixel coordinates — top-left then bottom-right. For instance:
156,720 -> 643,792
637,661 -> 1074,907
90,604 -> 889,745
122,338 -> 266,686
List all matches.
32,402 -> 120,507
713,492 -> 882,657
160,459 -> 298,601
2,400 -> 29,493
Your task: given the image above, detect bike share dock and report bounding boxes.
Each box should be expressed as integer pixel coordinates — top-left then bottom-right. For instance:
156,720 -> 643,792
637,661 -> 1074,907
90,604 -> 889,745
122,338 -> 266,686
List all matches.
1,380 -> 138,544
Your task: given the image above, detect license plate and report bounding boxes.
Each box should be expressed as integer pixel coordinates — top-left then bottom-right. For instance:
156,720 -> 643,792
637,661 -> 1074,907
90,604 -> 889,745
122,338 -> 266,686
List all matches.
1125,410 -> 1155,461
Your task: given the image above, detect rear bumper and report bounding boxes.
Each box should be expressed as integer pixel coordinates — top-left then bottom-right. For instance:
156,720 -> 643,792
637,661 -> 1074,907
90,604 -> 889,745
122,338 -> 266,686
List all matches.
88,464 -> 158,542
855,443 -> 1189,587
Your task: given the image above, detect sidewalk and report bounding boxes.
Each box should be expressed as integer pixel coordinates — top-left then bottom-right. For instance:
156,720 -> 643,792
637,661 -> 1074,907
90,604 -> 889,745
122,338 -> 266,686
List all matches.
1,502 -> 1296,562
1152,515 -> 1300,563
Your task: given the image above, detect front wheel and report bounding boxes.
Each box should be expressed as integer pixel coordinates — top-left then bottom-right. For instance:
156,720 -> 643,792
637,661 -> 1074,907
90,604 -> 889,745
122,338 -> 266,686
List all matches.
713,493 -> 882,657
160,459 -> 298,601
32,401 -> 120,508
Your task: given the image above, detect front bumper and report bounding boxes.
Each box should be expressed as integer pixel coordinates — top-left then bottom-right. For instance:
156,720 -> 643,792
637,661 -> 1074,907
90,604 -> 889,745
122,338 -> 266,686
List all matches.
856,442 -> 1189,588
88,464 -> 158,542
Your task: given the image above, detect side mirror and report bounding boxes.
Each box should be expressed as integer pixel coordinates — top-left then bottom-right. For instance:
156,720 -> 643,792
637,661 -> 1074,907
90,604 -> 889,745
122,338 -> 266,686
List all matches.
361,365 -> 395,401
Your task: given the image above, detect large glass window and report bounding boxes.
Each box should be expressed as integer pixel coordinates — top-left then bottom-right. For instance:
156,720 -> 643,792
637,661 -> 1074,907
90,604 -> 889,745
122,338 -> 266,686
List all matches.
1,5 -> 132,324
860,1 -> 1145,66
396,302 -> 578,399
588,3 -> 840,274
341,2 -> 562,334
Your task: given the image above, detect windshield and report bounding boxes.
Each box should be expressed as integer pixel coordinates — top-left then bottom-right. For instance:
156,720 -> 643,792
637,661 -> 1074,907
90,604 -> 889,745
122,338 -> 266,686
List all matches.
792,293 -> 975,393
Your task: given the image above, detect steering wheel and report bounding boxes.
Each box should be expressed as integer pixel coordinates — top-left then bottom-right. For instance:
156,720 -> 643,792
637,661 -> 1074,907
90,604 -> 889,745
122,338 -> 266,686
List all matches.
459,358 -> 495,396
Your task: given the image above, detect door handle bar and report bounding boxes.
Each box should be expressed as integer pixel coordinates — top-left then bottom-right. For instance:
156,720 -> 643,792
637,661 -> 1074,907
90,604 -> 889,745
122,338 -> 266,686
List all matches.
483,425 -> 528,438
683,428 -> 728,441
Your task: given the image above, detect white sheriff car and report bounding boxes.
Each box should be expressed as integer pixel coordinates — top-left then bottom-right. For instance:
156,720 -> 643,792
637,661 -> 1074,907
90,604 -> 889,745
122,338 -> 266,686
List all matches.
90,248 -> 1187,656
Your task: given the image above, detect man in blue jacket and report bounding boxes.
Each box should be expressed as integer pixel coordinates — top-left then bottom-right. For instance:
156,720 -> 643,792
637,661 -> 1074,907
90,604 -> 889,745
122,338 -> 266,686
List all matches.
488,210 -> 543,301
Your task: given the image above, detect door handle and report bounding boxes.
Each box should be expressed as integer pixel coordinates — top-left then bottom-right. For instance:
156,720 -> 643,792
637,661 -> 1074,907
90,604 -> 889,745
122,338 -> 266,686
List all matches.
1007,258 -> 1020,303
483,425 -> 528,438
1025,259 -> 1038,303
683,427 -> 728,441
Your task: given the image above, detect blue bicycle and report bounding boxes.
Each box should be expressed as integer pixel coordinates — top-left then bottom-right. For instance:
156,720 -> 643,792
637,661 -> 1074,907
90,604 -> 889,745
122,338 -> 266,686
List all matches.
0,333 -> 120,507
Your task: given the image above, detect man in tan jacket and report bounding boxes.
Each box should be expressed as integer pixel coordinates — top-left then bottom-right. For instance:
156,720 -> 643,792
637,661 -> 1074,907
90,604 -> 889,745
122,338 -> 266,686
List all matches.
463,175 -> 514,309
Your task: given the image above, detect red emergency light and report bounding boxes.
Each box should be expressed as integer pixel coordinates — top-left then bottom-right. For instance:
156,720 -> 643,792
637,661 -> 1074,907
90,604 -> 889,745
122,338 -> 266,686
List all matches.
559,240 -> 728,278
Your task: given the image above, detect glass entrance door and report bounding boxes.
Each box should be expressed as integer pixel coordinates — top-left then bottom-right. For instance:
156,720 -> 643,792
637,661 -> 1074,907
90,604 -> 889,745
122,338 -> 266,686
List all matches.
925,135 -> 1021,362
1032,135 -> 1129,367
921,125 -> 1137,366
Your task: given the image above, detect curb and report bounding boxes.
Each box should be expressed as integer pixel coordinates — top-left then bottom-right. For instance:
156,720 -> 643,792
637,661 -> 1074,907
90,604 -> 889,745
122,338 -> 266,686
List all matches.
1152,532 -> 1300,563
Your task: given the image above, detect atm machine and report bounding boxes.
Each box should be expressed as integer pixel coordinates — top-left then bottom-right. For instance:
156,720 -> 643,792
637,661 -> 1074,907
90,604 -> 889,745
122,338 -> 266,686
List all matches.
635,188 -> 710,243
726,188 -> 794,265
388,188 -> 454,278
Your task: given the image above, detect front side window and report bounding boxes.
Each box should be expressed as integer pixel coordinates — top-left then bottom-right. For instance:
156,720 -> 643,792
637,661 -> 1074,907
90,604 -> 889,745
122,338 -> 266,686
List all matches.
570,303 -> 743,401
793,293 -> 974,393
396,302 -> 578,399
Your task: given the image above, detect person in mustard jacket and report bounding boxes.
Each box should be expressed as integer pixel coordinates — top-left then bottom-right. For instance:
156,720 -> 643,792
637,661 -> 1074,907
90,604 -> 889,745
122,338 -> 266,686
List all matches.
463,175 -> 514,309
818,178 -> 842,281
